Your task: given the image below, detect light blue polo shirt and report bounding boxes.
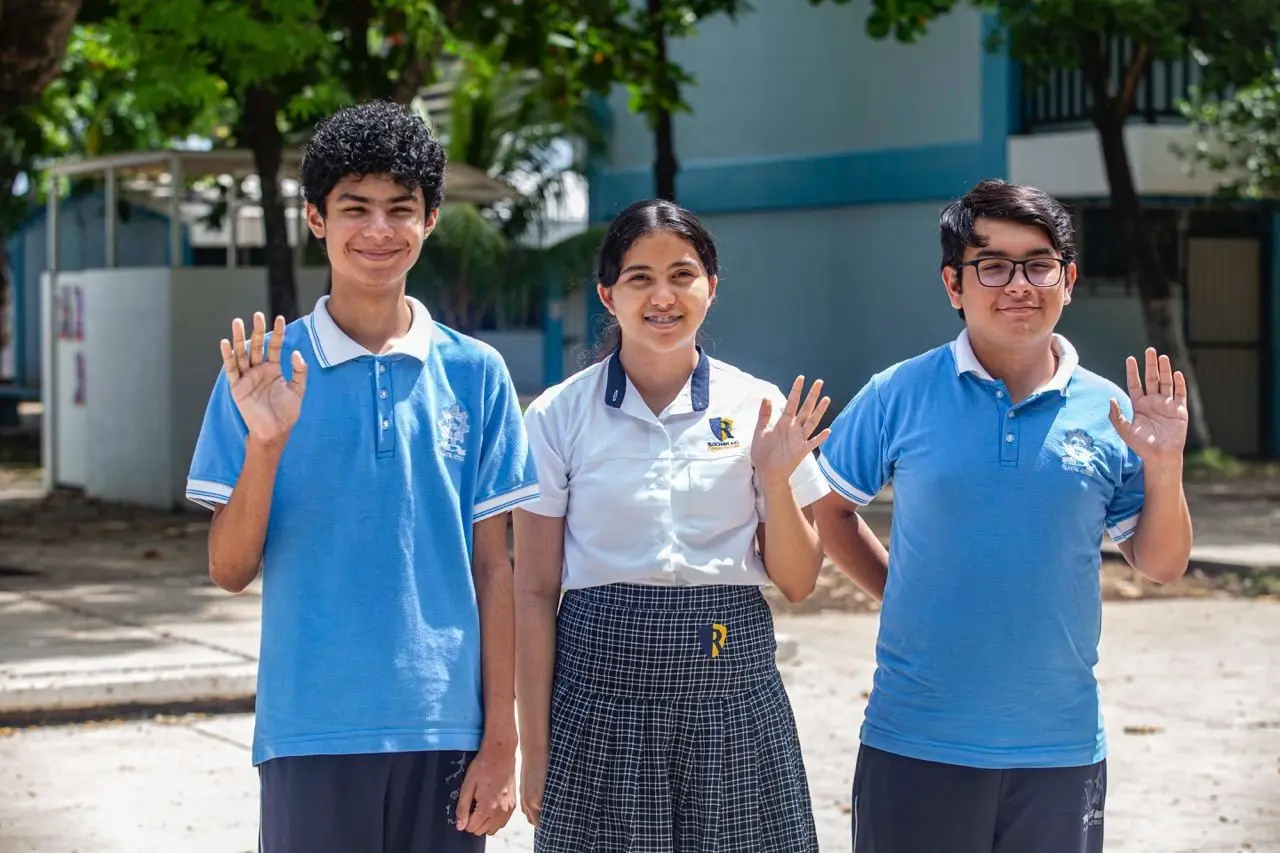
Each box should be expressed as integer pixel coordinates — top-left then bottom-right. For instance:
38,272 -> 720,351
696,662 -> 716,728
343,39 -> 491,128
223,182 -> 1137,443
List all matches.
187,296 -> 539,766
819,330 -> 1144,769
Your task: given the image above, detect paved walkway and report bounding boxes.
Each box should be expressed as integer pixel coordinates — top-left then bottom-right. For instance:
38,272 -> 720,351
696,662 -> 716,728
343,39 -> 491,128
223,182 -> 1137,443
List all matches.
2,601 -> 1277,852
0,477 -> 1277,720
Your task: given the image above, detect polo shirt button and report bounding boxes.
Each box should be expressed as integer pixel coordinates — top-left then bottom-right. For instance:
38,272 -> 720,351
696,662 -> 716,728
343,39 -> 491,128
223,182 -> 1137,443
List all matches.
379,389 -> 388,399
1005,433 -> 1014,442
381,418 -> 391,430
1007,410 -> 1016,418
377,364 -> 386,375
995,390 -> 1004,399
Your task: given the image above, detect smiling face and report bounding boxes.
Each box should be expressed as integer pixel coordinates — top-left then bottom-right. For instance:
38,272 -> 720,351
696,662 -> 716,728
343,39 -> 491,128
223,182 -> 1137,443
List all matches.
306,173 -> 437,294
598,230 -> 717,357
942,216 -> 1077,347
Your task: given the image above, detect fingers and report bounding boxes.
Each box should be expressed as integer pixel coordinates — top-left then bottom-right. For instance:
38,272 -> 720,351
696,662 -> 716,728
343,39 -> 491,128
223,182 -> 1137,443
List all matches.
249,312 -> 266,367
266,315 -> 285,364
522,798 -> 541,828
785,375 -> 804,417
805,427 -> 833,454
798,378 -> 824,421
231,317 -> 249,376
219,338 -> 239,381
1124,355 -> 1141,401
455,775 -> 477,831
289,351 -> 308,397
803,394 -> 832,437
1173,369 -> 1188,409
1143,348 -> 1159,399
1157,353 -> 1174,398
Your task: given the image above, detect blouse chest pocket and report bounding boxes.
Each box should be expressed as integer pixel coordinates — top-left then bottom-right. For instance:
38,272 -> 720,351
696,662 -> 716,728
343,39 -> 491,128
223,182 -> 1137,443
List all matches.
675,452 -> 758,532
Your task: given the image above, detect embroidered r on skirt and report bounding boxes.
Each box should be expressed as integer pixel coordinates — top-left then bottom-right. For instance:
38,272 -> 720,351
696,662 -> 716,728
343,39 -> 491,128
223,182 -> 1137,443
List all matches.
535,583 -> 819,853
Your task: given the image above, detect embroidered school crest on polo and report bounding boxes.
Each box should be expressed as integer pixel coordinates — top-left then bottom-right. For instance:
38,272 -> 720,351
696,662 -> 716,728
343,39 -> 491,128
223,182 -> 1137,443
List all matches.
1061,428 -> 1098,477
185,295 -> 539,766
818,329 -> 1145,771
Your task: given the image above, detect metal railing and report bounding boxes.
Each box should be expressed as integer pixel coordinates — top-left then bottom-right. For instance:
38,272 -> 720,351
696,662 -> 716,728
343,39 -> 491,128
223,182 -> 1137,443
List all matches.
1018,38 -> 1204,132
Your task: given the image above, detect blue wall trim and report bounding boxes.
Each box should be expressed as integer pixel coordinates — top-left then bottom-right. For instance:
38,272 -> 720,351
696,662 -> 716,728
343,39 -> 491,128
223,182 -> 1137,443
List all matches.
588,13 -> 1015,223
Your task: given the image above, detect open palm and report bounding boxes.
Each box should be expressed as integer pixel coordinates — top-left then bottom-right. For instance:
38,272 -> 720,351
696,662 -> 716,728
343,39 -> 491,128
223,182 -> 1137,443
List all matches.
752,376 -> 832,488
1109,348 -> 1188,467
222,312 -> 307,446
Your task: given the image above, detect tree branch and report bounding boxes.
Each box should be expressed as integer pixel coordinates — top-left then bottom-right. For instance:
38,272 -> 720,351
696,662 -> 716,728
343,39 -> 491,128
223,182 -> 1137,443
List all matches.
1117,41 -> 1151,119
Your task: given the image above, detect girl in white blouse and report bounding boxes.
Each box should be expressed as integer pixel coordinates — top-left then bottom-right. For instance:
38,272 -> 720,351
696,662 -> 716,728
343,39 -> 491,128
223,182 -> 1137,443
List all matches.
514,199 -> 832,852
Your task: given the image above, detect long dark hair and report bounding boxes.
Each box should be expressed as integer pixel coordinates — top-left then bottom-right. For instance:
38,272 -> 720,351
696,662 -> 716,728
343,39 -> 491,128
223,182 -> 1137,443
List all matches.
589,199 -> 720,363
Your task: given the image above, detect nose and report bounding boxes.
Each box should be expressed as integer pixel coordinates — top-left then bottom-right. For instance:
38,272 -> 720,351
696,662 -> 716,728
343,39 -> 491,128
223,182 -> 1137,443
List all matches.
1004,266 -> 1034,293
650,280 -> 677,310
363,208 -> 395,239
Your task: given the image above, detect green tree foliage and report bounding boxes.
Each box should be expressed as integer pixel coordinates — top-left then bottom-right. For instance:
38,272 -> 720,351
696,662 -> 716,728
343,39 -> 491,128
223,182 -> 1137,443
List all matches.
1180,70 -> 1280,200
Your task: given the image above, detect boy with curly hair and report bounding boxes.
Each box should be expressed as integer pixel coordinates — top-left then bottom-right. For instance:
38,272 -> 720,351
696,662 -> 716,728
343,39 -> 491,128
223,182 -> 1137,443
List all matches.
186,100 -> 539,851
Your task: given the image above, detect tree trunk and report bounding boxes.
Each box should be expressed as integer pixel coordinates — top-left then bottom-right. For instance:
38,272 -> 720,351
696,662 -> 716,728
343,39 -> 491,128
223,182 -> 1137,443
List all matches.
243,85 -> 298,322
0,0 -> 84,115
1092,112 -> 1213,450
647,0 -> 678,201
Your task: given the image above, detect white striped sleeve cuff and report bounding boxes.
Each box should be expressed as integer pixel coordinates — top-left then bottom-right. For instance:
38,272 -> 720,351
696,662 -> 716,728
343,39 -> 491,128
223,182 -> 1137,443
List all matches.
817,455 -> 875,506
474,483 -> 541,522
1107,512 -> 1141,544
186,478 -> 233,510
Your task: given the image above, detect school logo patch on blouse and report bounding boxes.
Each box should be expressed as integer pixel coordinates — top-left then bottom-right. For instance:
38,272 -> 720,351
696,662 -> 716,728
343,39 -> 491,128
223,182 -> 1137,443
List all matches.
707,416 -> 741,451
437,404 -> 470,462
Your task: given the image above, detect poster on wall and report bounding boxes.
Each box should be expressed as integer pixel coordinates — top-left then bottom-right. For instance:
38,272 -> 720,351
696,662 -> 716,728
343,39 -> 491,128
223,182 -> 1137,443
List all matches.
57,283 -> 85,405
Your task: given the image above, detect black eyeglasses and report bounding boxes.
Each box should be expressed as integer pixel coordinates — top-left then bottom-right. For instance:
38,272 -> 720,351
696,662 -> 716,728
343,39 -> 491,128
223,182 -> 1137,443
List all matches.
959,257 -> 1068,288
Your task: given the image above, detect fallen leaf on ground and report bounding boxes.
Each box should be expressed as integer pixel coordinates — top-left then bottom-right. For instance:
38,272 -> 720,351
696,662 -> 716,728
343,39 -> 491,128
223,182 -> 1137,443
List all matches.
1123,724 -> 1164,735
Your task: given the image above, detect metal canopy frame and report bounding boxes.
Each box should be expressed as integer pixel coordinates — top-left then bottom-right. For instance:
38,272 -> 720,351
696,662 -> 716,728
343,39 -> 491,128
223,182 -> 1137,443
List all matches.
43,148 -> 518,274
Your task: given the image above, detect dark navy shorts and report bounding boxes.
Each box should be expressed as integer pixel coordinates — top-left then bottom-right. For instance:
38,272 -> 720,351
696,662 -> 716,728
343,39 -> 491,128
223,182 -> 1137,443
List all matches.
851,744 -> 1106,853
258,750 -> 485,853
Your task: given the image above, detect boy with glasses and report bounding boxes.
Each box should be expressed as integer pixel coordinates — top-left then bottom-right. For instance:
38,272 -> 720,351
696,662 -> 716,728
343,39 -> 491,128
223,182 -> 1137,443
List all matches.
812,179 -> 1194,852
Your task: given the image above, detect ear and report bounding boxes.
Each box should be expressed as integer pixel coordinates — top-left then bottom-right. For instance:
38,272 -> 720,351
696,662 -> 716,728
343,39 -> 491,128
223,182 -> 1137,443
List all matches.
1063,260 -> 1077,305
942,265 -> 964,311
707,273 -> 718,305
423,208 -> 439,238
596,282 -> 615,315
306,203 -> 326,240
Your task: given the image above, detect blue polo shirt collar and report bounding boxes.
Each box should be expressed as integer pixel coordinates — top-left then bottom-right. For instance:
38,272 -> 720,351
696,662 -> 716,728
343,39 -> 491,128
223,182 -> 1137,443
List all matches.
604,346 -> 711,413
305,295 -> 435,368
951,329 -> 1078,396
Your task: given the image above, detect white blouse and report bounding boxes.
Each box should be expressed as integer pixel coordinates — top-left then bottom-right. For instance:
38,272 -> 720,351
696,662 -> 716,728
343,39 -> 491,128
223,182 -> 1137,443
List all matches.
521,351 -> 831,590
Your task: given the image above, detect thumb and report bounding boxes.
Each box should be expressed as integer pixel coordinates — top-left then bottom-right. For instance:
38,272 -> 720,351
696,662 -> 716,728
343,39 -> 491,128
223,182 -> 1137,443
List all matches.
754,398 -> 772,438
1108,398 -> 1128,437
289,351 -> 307,396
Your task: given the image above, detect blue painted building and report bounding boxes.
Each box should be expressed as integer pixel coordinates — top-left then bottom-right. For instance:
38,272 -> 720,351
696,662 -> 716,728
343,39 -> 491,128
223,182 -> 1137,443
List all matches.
583,4 -> 1280,458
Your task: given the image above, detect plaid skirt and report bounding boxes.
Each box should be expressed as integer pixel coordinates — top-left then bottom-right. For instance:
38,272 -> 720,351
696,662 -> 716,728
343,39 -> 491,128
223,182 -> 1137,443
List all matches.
534,583 -> 818,853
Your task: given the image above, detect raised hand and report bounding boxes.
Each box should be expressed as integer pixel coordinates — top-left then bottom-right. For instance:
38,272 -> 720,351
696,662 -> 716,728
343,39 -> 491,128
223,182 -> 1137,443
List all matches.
1109,348 -> 1188,468
751,376 -> 832,489
221,312 -> 307,447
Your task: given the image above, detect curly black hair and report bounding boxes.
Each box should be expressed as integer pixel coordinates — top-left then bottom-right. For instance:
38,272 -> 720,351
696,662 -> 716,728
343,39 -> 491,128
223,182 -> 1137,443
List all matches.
300,100 -> 447,214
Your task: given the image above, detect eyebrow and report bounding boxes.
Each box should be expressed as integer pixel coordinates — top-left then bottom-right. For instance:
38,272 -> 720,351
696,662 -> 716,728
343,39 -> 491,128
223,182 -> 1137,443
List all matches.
973,246 -> 1055,259
619,258 -> 701,276
335,192 -> 419,206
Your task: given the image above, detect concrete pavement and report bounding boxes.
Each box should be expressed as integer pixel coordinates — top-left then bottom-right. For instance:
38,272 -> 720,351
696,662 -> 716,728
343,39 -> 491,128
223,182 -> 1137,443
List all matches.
2,600 -> 1277,853
2,477 -> 1277,722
